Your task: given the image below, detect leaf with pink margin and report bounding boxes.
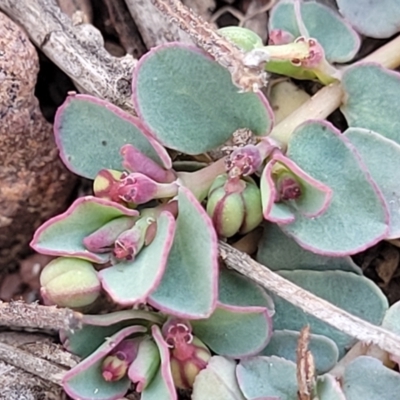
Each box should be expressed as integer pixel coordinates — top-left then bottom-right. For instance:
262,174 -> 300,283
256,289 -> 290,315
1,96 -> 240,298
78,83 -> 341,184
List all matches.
63,325 -> 146,400
337,0 -> 400,38
141,325 -> 177,400
128,338 -> 161,392
192,356 -> 246,400
261,151 -> 332,224
260,161 -> 294,224
148,187 -> 218,319
341,64 -> 400,146
270,270 -> 388,358
191,303 -> 272,358
345,128 -> 400,239
269,0 -> 360,62
99,212 -> 176,306
54,93 -> 171,179
281,120 -> 389,256
236,356 -> 298,400
61,310 -> 164,358
30,196 -> 138,263
133,43 -> 273,155
257,222 -> 361,273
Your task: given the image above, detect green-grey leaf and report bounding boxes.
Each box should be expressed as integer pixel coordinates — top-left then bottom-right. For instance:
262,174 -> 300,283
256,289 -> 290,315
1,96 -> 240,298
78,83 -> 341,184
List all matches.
342,356 -> 400,399
269,270 -> 388,357
191,304 -> 271,358
282,121 -> 388,255
316,374 -> 346,400
192,356 -> 246,400
31,197 -> 138,263
149,187 -> 218,318
337,0 -> 400,38
218,268 -> 274,312
261,330 -> 339,374
345,128 -> 400,239
382,300 -> 400,335
55,94 -> 164,179
237,356 -> 298,400
269,0 -> 360,62
133,44 -> 272,154
257,222 -> 361,273
341,64 -> 400,145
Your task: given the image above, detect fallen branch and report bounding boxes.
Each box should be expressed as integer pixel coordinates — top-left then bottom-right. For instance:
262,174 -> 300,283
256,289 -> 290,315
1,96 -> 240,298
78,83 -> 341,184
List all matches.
219,241 -> 400,360
0,301 -> 82,332
0,0 -> 137,112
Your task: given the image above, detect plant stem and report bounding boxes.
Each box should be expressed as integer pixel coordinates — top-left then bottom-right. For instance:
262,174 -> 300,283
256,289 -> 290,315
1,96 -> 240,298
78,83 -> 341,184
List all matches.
219,241 -> 400,360
269,33 -> 400,145
269,82 -> 343,146
177,157 -> 226,201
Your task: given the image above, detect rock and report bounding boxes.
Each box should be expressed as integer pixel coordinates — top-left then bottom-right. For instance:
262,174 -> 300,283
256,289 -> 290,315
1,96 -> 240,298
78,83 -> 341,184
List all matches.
0,12 -> 76,270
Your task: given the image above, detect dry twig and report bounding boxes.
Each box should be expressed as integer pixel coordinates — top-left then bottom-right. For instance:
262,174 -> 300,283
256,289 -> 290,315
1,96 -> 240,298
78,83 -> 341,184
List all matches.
219,241 -> 400,360
0,301 -> 82,332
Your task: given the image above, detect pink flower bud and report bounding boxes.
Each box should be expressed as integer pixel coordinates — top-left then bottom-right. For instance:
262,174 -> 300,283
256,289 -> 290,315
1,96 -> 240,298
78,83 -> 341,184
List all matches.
269,29 -> 295,45
82,217 -> 136,253
162,319 -> 211,389
112,217 -> 153,262
227,145 -> 263,177
102,339 -> 139,382
116,172 -> 158,204
275,171 -> 303,201
93,169 -> 126,204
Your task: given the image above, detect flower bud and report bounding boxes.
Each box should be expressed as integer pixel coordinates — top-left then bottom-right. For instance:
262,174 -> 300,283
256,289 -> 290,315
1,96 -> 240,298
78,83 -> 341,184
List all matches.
40,257 -> 101,308
82,216 -> 136,253
226,145 -> 263,177
93,169 -> 126,204
112,217 -> 153,261
162,319 -> 211,389
268,29 -> 295,45
102,339 -> 139,382
94,170 -> 178,205
207,174 -> 263,237
274,170 -> 303,202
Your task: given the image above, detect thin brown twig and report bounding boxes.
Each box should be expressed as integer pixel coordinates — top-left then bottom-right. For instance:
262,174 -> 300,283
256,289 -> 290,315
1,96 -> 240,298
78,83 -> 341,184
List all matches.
150,0 -> 268,91
219,241 -> 400,360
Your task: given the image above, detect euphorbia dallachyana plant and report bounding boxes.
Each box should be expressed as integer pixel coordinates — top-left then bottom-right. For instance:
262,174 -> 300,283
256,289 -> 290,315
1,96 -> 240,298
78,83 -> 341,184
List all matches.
30,0 -> 400,398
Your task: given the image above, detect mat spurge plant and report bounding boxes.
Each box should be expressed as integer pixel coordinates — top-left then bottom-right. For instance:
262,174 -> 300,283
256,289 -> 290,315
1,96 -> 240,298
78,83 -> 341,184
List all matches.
30,0 -> 400,398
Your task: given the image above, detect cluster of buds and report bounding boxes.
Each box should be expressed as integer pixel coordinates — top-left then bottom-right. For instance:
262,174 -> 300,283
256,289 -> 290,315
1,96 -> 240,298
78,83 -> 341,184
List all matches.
207,174 -> 263,238
40,257 -> 101,308
162,318 -> 211,389
93,169 -> 178,206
